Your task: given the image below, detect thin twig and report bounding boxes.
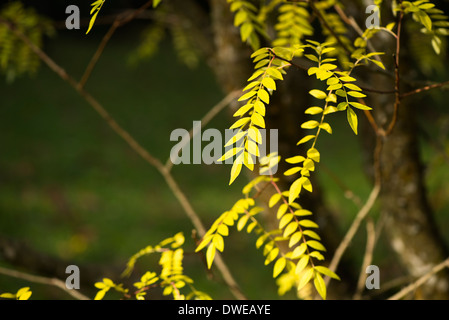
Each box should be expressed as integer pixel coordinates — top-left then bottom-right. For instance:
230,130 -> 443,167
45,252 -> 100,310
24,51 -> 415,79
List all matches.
325,181 -> 381,287
353,218 -> 376,300
333,4 -> 383,63
0,16 -> 247,301
385,6 -> 404,136
401,80 -> 449,98
388,258 -> 449,300
165,90 -> 241,171
0,266 -> 90,300
79,0 -> 155,89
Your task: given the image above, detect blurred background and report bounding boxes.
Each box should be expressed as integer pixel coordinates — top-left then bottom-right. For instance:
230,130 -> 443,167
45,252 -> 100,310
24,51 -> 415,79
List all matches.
1,0 -> 449,300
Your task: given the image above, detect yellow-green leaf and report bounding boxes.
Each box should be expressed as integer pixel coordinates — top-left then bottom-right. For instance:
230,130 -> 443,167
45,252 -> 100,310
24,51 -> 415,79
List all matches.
301,120 -> 320,130
347,91 -> 366,98
305,107 -> 323,115
283,221 -> 298,237
300,177 -> 313,193
307,240 -> 326,252
309,89 -> 327,100
297,135 -> 315,145
279,213 -> 294,229
237,215 -> 249,231
273,257 -> 287,278
229,161 -> 243,185
267,67 -> 284,80
258,89 -> 270,104
247,221 -> 257,233
251,113 -> 266,128
213,234 -> 225,252
269,193 -> 282,208
307,148 -> 320,162
319,123 -> 332,134
299,219 -> 319,228
94,289 -> 107,300
314,266 -> 341,280
230,117 -> 251,130
264,247 -> 279,265
349,102 -> 372,110
289,231 -> 303,247
314,272 -> 327,300
291,242 -> 307,259
297,268 -> 314,291
194,234 -> 212,251
288,178 -> 302,204
295,255 -> 310,275
344,83 -> 362,91
254,100 -> 266,116
303,229 -> 321,240
206,244 -> 216,269
284,167 -> 301,176
217,224 -> 229,236
262,77 -> 276,90
219,147 -> 243,162
277,203 -> 289,219
238,90 -> 257,102
286,156 -> 305,164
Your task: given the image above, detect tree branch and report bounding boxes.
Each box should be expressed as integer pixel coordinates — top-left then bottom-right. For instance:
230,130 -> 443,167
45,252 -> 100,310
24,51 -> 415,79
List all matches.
0,266 -> 90,300
401,80 -> 449,98
79,0 -> 155,89
388,257 -> 449,300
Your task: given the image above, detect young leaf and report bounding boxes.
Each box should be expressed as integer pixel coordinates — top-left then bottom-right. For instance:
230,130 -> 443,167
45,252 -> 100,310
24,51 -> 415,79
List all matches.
349,102 -> 372,110
347,107 -> 358,135
269,193 -> 282,208
262,77 -> 276,90
307,148 -> 320,162
314,266 -> 341,280
297,268 -> 314,291
297,135 -> 315,145
273,257 -> 287,278
289,178 -> 303,204
291,242 -> 307,259
314,272 -> 327,300
309,89 -> 327,100
295,255 -> 310,275
213,234 -> 225,252
306,240 -> 326,252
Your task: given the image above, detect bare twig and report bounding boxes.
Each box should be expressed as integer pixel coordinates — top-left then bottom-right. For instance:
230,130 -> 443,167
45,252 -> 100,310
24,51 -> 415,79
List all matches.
401,80 -> 449,98
0,16 -> 247,301
353,218 -> 376,300
325,182 -> 380,287
0,266 -> 90,300
388,258 -> 449,300
333,4 -> 383,63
